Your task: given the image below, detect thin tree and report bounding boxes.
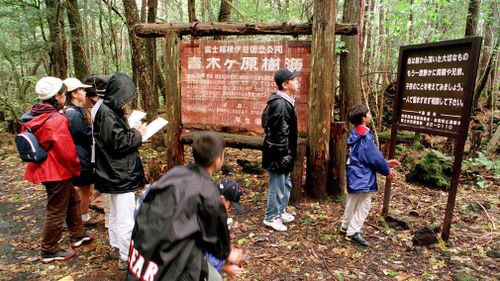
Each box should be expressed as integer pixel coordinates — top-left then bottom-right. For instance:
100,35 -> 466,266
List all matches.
45,0 -> 67,78
123,0 -> 155,113
66,0 -> 90,79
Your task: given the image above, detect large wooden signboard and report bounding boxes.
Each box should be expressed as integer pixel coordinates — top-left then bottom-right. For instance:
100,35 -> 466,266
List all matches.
180,40 -> 310,134
384,37 -> 482,240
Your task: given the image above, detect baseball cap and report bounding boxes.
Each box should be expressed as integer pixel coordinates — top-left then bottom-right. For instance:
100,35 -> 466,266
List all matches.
63,77 -> 92,92
274,68 -> 300,88
218,178 -> 244,211
83,74 -> 111,97
35,77 -> 65,100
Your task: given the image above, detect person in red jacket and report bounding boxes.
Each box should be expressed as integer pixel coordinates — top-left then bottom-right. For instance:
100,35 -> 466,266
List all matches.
21,77 -> 95,263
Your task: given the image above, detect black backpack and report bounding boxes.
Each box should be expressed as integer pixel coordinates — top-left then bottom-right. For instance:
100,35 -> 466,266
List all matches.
15,114 -> 57,163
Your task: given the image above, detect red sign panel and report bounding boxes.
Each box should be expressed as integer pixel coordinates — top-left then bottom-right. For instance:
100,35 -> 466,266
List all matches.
180,40 -> 310,134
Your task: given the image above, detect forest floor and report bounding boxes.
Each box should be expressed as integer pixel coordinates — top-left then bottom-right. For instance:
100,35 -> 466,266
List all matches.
0,132 -> 498,281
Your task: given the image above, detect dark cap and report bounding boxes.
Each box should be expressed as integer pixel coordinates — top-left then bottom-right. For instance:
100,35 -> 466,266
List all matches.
274,68 -> 300,89
218,178 -> 244,211
83,74 -> 111,97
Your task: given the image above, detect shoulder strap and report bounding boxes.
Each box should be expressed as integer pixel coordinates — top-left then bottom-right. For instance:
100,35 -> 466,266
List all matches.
29,113 -> 59,133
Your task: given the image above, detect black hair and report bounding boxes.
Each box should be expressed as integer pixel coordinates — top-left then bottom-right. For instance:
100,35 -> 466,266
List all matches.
348,104 -> 369,125
192,131 -> 225,168
44,84 -> 67,110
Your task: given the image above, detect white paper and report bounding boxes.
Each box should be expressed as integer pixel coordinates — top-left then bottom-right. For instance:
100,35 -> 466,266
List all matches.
142,117 -> 168,142
128,110 -> 147,129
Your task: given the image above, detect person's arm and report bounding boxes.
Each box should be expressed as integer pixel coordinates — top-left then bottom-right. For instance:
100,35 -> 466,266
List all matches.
47,116 -> 80,176
95,109 -> 142,155
198,193 -> 231,260
265,101 -> 290,154
363,137 -> 391,176
221,264 -> 244,279
66,110 -> 92,146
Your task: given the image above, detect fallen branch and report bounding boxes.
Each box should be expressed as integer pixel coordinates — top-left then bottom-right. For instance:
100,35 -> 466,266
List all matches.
474,199 -> 497,231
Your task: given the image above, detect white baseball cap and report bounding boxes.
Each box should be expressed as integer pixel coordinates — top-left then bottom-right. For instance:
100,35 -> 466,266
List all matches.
35,77 -> 65,100
63,77 -> 92,92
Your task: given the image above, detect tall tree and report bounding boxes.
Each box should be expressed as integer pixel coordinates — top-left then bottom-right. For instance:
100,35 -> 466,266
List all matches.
306,0 -> 336,198
123,0 -> 155,112
146,0 -> 160,111
188,0 -> 196,22
465,0 -> 480,36
335,0 -> 365,197
45,0 -> 67,78
66,0 -> 90,79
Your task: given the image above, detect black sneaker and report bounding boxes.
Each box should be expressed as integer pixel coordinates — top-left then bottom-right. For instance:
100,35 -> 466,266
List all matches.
69,232 -> 96,248
40,248 -> 75,263
346,232 -> 369,247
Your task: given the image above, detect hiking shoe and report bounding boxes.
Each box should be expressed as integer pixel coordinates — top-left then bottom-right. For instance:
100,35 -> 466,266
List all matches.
69,232 -> 96,248
118,259 -> 128,270
263,217 -> 287,232
346,232 -> 369,247
40,248 -> 75,263
280,211 -> 295,223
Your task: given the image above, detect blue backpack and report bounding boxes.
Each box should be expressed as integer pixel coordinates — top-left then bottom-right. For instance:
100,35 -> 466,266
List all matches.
15,114 -> 57,163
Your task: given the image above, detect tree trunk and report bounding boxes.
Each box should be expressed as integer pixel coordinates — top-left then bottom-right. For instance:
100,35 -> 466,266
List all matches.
45,0 -> 67,78
164,31 -> 184,170
66,0 -> 90,80
123,0 -> 155,112
306,0 -> 336,199
214,0 -> 233,40
337,0 -> 364,197
464,0 -> 480,36
188,0 -> 197,22
146,0 -> 159,112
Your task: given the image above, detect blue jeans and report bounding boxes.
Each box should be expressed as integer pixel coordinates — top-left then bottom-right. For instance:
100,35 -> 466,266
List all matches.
264,172 -> 292,221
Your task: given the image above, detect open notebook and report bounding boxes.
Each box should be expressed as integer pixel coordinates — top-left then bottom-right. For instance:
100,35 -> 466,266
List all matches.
128,110 -> 168,142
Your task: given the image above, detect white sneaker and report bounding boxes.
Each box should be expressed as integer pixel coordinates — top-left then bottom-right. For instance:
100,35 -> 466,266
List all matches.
281,211 -> 295,223
263,217 -> 287,231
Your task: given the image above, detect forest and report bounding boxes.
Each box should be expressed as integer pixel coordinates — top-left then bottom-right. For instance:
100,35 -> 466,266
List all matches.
0,0 -> 498,280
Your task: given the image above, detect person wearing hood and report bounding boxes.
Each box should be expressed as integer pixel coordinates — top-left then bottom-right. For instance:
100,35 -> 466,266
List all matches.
261,68 -> 300,232
341,104 -> 400,247
92,72 -> 147,270
22,77 -> 95,263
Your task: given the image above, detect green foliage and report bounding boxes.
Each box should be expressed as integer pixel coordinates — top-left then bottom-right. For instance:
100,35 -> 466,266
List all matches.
462,152 -> 500,188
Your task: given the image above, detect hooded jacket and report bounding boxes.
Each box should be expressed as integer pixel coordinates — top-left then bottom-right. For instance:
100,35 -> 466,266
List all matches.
65,103 -> 93,172
261,92 -> 298,173
22,104 -> 80,184
93,73 -> 147,194
127,163 -> 231,281
346,126 -> 390,193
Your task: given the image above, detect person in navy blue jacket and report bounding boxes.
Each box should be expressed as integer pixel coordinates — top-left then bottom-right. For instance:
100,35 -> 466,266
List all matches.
341,104 -> 400,247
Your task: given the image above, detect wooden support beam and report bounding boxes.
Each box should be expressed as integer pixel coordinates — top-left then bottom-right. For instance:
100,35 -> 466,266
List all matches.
135,22 -> 357,37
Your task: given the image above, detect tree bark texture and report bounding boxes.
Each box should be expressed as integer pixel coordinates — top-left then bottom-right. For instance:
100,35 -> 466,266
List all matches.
66,0 -> 90,80
146,0 -> 159,112
123,0 -> 155,113
188,0 -> 197,22
214,0 -> 233,40
306,0 -> 336,199
328,122 -> 347,197
164,31 -> 184,169
340,0 -> 363,120
290,138 -> 307,203
135,22 -> 357,38
45,0 -> 67,78
465,0 -> 480,36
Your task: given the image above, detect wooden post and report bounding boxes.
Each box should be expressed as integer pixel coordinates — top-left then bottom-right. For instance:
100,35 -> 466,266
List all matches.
290,138 -> 307,203
306,0 -> 336,198
164,31 -> 184,169
328,122 -> 347,197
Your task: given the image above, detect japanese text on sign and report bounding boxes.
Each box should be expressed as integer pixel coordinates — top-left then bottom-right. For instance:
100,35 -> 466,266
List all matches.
181,40 -> 310,134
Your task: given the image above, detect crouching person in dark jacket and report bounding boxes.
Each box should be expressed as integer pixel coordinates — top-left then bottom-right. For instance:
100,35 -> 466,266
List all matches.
127,132 -> 231,281
93,72 -> 147,269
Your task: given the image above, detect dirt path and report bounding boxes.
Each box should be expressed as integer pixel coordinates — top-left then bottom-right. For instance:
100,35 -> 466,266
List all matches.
0,136 -> 497,280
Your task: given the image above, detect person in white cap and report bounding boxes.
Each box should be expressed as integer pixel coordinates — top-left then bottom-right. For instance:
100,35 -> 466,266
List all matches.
63,77 -> 101,226
21,77 -> 95,264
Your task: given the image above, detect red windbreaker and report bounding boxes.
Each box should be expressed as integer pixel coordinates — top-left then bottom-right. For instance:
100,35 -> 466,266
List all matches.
23,112 -> 80,184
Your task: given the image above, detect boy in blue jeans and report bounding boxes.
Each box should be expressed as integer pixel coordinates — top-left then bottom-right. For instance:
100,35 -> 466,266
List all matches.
341,105 -> 400,247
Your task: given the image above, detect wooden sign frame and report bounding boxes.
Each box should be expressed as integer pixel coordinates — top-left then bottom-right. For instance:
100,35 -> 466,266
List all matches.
382,37 -> 482,240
